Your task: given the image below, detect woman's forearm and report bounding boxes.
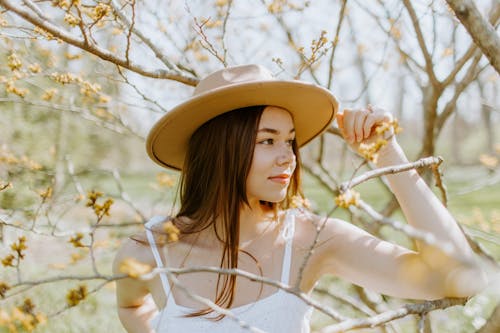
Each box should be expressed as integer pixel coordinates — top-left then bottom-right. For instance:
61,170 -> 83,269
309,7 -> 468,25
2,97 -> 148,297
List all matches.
375,139 -> 475,260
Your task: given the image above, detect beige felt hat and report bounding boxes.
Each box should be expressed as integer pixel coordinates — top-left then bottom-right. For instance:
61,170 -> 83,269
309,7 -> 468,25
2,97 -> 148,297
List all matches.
146,64 -> 339,170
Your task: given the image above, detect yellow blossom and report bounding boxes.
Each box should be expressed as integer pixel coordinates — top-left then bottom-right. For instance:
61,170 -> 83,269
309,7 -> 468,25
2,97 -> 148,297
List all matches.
5,79 -> 28,97
90,3 -> 111,21
290,195 -> 311,209
51,72 -> 80,84
0,282 -> 9,298
38,186 -> 52,200
479,154 -> 498,169
193,51 -> 209,62
205,19 -> 222,28
112,27 -> 123,35
98,94 -> 110,103
69,232 -> 85,248
33,26 -> 62,42
1,254 -> 15,267
268,0 -> 284,13
86,190 -> 113,218
163,221 -> 180,242
335,190 -> 360,208
390,24 -> 402,40
42,88 -> 58,101
70,251 -> 86,264
80,80 -> 101,97
441,48 -> 453,57
156,172 -> 176,188
11,236 -> 27,259
7,52 -> 22,71
64,13 -> 81,27
357,138 -> 387,163
52,0 -> 69,9
65,52 -> 82,60
28,63 -> 42,73
119,258 -> 152,278
66,285 -> 87,307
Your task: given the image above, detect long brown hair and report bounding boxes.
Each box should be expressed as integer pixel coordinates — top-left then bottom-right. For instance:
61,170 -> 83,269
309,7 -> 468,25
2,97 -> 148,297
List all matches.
174,105 -> 303,318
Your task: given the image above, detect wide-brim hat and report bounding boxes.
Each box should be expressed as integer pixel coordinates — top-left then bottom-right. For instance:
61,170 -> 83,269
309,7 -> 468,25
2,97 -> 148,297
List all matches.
146,64 -> 339,170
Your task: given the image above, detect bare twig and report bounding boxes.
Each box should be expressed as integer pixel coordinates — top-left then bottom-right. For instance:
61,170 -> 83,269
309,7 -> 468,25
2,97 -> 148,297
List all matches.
141,265 -> 348,322
0,0 -> 198,85
110,0 -> 183,72
318,298 -> 467,333
327,0 -> 347,89
339,156 -> 443,193
402,0 -> 438,86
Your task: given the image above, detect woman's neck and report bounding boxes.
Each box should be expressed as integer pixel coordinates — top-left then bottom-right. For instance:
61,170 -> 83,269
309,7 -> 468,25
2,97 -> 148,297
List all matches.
238,202 -> 278,245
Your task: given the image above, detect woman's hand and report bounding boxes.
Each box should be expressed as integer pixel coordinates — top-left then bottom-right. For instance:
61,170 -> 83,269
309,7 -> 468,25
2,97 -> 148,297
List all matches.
336,105 -> 395,152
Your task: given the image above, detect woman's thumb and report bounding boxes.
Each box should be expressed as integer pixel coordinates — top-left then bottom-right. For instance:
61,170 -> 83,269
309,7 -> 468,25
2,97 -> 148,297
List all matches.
336,112 -> 344,130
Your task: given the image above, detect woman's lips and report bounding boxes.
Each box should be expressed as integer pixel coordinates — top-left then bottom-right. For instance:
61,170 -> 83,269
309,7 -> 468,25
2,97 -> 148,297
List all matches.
268,174 -> 290,184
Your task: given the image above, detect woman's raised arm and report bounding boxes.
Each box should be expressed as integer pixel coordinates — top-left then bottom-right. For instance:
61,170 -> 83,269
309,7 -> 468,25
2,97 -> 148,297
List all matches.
309,107 -> 492,299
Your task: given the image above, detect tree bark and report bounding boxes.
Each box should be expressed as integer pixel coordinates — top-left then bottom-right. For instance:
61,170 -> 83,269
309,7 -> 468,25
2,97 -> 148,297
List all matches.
445,0 -> 500,75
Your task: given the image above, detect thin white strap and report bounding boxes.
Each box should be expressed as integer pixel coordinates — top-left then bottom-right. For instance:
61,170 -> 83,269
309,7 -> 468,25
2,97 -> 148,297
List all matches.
145,216 -> 171,297
280,211 -> 296,284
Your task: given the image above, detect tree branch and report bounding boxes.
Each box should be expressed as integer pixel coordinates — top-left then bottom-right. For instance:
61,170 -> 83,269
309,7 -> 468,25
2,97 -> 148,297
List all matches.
0,0 -> 198,85
445,0 -> 500,75
318,298 -> 467,333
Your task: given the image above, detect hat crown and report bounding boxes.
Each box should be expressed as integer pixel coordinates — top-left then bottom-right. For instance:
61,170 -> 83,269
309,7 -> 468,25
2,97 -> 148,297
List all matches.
193,64 -> 275,96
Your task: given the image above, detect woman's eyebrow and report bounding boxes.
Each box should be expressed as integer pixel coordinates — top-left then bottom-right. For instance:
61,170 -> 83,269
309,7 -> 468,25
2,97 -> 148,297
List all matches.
257,128 -> 296,134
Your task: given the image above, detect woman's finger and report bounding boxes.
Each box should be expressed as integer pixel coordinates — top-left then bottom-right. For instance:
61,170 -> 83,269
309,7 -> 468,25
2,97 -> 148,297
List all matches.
354,111 -> 368,142
342,109 -> 357,143
336,112 -> 345,131
363,109 -> 393,139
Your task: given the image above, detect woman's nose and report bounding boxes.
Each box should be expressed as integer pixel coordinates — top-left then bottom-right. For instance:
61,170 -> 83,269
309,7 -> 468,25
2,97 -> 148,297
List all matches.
276,144 -> 295,166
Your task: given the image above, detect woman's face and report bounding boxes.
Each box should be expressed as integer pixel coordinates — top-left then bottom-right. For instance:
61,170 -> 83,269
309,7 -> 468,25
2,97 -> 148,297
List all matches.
246,106 -> 297,206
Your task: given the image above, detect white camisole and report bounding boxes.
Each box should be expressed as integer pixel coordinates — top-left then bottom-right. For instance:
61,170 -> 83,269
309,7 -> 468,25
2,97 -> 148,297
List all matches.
145,212 -> 312,333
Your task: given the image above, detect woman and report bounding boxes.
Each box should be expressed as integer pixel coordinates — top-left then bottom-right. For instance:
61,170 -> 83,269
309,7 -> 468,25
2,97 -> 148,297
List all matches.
113,64 -> 489,333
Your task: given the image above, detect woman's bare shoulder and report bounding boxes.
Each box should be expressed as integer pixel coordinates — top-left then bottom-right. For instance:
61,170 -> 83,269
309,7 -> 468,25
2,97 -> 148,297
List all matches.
292,210 -> 348,247
113,233 -> 157,272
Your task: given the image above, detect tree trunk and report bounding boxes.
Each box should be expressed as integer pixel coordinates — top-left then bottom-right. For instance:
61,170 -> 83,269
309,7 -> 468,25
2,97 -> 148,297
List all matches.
420,85 -> 441,158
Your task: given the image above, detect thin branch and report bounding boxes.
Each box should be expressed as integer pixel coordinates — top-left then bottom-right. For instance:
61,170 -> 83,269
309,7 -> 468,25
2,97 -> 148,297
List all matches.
402,0 -> 439,86
110,0 -> 182,72
441,42 -> 477,87
317,298 -> 467,333
339,156 -> 443,192
192,16 -> 228,67
221,0 -> 234,64
0,0 -> 198,85
431,158 -> 447,205
327,0 -> 348,89
435,50 -> 483,132
141,265 -> 349,322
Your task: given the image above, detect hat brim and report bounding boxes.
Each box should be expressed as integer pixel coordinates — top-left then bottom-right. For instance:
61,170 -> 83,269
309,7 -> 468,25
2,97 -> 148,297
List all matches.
146,80 -> 338,170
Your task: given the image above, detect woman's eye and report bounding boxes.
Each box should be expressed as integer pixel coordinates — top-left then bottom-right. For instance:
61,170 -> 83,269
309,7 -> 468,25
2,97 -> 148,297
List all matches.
287,139 -> 295,146
259,139 -> 274,145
